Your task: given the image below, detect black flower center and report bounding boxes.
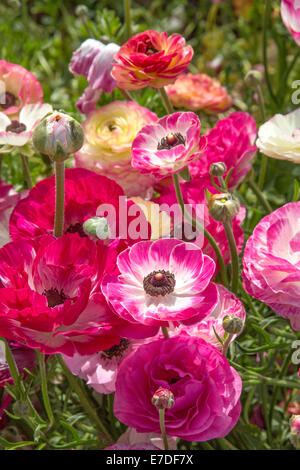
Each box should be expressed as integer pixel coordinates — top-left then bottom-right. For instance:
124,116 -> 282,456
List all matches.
66,222 -> 88,238
0,92 -> 16,110
157,133 -> 186,150
101,338 -> 130,359
143,270 -> 176,297
5,120 -> 26,134
43,288 -> 67,308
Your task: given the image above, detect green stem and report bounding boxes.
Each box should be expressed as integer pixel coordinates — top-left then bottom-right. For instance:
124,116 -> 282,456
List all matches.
161,326 -> 169,338
118,87 -> 134,101
172,173 -> 228,286
20,154 -> 33,189
54,161 -> 65,238
158,87 -> 174,114
159,408 -> 169,450
223,219 -> 239,294
124,0 -> 131,41
57,355 -> 113,444
36,350 -> 54,425
262,0 -> 278,108
222,333 -> 234,356
247,179 -> 272,212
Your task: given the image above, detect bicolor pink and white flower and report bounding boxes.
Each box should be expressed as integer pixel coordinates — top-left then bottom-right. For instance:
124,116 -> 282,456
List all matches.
0,233 -> 157,356
281,1 -> 300,46
74,101 -> 158,196
102,238 -> 218,327
0,103 -> 52,146
131,112 -> 204,179
256,108 -> 300,163
189,112 -> 257,189
0,180 -> 25,248
0,61 -> 43,117
111,30 -> 193,90
69,39 -> 120,114
243,202 -> 300,331
114,335 -> 242,441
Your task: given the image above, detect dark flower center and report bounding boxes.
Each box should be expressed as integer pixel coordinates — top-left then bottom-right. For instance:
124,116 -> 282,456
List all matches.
137,38 -> 159,56
157,133 -> 186,150
5,120 -> 26,134
143,270 -> 176,297
0,92 -> 16,110
66,222 -> 88,238
101,338 -> 130,360
43,288 -> 67,308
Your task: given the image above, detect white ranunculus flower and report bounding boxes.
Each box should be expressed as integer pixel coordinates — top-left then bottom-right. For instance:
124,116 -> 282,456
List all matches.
256,108 -> 300,162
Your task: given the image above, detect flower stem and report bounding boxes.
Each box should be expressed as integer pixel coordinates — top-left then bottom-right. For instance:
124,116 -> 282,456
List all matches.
262,0 -> 278,109
124,0 -> 131,41
158,87 -> 174,114
54,161 -> 65,238
222,333 -> 234,356
20,154 -> 33,189
118,87 -> 135,102
161,326 -> 169,338
159,408 -> 169,450
223,219 -> 239,294
172,173 -> 228,287
57,354 -> 113,445
247,178 -> 272,212
36,350 -> 54,425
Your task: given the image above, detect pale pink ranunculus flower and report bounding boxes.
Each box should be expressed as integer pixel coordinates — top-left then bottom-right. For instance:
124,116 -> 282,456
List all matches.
0,61 -> 43,117
243,202 -> 300,331
102,238 -> 218,327
69,39 -> 120,114
0,103 -> 53,147
132,112 -> 205,179
165,73 -> 232,114
117,427 -> 177,450
114,335 -> 242,441
281,1 -> 300,46
74,100 -> 158,196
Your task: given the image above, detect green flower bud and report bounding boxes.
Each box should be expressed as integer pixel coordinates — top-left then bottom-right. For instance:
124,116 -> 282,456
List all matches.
152,387 -> 174,410
207,193 -> 240,222
75,5 -> 89,17
209,162 -> 227,177
222,315 -> 243,334
83,216 -> 111,240
32,111 -> 84,162
244,70 -> 263,88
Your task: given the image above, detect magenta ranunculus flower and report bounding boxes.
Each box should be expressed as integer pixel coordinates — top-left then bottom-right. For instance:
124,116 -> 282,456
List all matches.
102,238 -> 218,327
0,61 -> 43,117
189,112 -> 257,189
281,1 -> 300,46
243,202 -> 300,331
131,112 -> 204,179
111,30 -> 193,90
0,233 -> 155,356
69,39 -> 120,114
155,179 -> 245,271
114,335 -> 242,441
0,103 -> 53,147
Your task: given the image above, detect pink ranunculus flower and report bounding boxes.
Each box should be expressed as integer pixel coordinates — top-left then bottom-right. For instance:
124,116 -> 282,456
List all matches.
111,30 -> 193,90
131,112 -> 205,179
0,61 -> 43,117
242,202 -> 300,331
114,335 -> 242,441
74,101 -> 158,196
281,1 -> 300,47
189,112 -> 257,189
155,179 -> 245,271
117,427 -> 177,450
0,233 -> 157,356
0,103 -> 53,146
0,180 -> 26,248
165,73 -> 232,114
105,443 -> 160,450
102,238 -> 218,327
69,39 -> 120,114
63,337 -> 147,394
180,284 -> 246,347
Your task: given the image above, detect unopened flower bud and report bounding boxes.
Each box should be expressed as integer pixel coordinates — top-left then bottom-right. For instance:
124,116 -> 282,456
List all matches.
290,415 -> 300,449
207,193 -> 240,222
82,216 -> 111,240
12,400 -> 31,417
152,387 -> 174,410
244,70 -> 263,88
32,111 -> 84,162
75,5 -> 89,17
222,315 -> 243,334
209,162 -> 227,177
